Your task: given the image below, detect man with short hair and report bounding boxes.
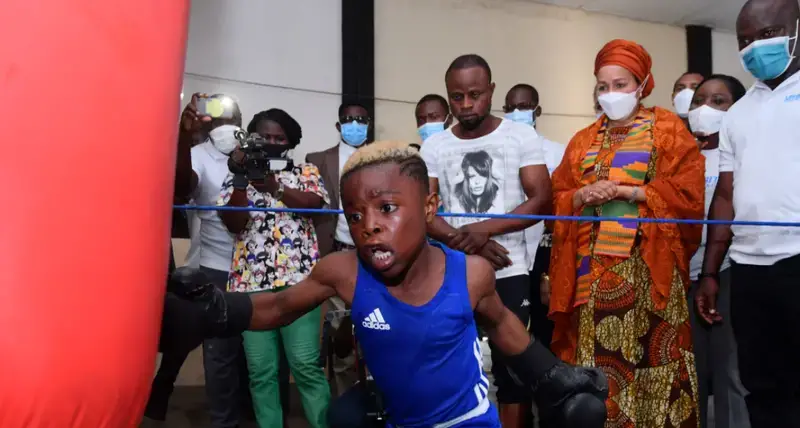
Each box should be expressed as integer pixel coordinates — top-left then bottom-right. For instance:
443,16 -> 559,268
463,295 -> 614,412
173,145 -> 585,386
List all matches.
672,71 -> 706,126
306,100 -> 375,396
695,0 -> 800,425
415,93 -> 453,144
503,83 -> 565,428
421,54 -> 553,428
502,83 -> 564,347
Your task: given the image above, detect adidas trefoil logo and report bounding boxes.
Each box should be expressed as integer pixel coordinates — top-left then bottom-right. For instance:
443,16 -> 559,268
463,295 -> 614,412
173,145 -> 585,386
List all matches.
362,308 -> 391,331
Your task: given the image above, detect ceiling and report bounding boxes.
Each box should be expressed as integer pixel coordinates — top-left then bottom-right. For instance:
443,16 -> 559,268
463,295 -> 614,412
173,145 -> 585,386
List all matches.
525,0 -> 746,32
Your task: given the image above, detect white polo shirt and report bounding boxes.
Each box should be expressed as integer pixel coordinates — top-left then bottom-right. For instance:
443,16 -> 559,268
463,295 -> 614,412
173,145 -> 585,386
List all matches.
719,71 -> 800,266
525,137 -> 565,270
190,141 -> 236,271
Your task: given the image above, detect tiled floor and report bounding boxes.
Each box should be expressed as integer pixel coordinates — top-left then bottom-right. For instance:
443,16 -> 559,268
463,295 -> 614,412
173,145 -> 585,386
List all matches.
139,386 -> 306,428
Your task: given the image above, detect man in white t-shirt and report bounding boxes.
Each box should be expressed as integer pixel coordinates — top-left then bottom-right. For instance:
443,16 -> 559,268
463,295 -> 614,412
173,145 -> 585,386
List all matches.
502,83 -> 565,365
421,54 -> 552,428
306,100 -> 375,396
171,94 -> 247,428
695,1 -> 800,425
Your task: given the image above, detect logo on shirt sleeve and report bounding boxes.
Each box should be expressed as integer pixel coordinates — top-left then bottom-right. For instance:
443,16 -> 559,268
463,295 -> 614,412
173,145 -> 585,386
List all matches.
362,308 -> 391,331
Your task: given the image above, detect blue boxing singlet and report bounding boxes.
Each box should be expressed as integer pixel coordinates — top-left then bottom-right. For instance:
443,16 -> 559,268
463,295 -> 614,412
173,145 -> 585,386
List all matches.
351,242 -> 500,427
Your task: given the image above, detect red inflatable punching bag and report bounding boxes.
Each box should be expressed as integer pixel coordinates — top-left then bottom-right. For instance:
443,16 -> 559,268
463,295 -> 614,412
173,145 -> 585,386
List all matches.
0,1 -> 189,426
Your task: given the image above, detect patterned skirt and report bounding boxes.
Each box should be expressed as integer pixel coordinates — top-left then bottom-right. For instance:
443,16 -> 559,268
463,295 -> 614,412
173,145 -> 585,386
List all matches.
575,249 -> 699,428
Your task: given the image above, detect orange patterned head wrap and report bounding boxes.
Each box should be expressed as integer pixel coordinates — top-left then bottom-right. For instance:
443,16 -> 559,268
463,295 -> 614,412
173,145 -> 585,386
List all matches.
594,39 -> 655,98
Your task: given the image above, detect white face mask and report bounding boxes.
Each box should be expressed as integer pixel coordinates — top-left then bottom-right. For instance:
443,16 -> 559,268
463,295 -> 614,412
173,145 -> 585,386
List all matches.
673,88 -> 695,117
597,76 -> 647,121
688,105 -> 726,137
208,124 -> 241,155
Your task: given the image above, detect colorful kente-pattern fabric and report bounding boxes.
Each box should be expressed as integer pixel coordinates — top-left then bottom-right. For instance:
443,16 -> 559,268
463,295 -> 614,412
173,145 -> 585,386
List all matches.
574,109 -> 654,306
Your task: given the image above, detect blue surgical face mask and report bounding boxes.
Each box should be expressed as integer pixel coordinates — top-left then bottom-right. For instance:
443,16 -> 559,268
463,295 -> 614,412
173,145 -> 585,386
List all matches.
740,19 -> 798,82
418,121 -> 446,142
340,121 -> 368,147
504,109 -> 535,126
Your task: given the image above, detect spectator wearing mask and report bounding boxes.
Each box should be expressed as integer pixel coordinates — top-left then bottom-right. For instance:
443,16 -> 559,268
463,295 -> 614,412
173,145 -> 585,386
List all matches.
593,89 -> 603,119
672,72 -> 706,126
687,74 -> 751,428
502,83 -> 564,342
220,109 -> 331,428
414,94 -> 451,214
170,93 -> 249,428
550,39 -> 705,425
422,54 -> 552,428
306,101 -> 374,396
695,0 -> 800,424
415,93 -> 453,144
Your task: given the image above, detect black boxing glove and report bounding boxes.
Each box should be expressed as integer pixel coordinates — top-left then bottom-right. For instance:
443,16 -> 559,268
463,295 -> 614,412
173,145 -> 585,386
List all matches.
167,267 -> 253,338
503,337 -> 608,428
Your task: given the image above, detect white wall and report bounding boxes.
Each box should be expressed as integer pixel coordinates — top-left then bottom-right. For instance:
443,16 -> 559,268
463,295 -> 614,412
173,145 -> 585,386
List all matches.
712,30 -> 755,88
375,0 -> 687,146
181,0 -> 342,162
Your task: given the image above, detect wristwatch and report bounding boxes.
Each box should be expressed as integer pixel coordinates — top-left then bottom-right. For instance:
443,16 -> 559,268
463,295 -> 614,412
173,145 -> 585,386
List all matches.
698,272 -> 719,281
273,182 -> 285,200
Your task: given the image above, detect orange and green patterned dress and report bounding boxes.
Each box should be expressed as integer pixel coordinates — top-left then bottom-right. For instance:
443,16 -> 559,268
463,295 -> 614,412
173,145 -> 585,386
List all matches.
549,107 -> 706,427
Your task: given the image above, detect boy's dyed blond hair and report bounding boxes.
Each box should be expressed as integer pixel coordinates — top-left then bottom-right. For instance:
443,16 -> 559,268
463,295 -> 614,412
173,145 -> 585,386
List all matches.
341,140 -> 429,192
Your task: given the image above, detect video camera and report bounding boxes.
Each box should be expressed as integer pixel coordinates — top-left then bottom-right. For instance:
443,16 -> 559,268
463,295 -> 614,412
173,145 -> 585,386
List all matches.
233,129 -> 294,181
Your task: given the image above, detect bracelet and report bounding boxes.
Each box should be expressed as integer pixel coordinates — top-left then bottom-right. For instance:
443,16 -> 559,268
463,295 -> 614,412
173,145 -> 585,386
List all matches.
629,187 -> 640,203
540,273 -> 550,282
698,272 -> 719,280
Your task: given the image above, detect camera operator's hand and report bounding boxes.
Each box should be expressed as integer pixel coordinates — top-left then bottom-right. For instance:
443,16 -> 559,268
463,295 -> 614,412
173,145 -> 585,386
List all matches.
228,147 -> 247,175
181,93 -> 211,133
252,174 -> 279,196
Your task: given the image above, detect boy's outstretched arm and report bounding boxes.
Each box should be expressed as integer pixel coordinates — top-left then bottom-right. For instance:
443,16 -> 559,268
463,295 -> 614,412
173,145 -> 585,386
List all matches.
469,256 -> 609,428
166,252 -> 348,340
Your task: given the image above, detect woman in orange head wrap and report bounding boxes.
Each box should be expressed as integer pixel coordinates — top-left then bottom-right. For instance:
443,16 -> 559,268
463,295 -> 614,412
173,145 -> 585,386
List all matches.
548,39 -> 705,427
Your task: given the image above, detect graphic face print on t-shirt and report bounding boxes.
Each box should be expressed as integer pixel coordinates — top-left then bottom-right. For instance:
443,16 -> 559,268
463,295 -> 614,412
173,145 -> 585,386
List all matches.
441,147 -> 506,226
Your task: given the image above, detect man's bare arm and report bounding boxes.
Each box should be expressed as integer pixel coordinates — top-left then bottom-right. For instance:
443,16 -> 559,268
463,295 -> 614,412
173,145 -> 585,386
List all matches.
475,164 -> 552,237
248,252 -> 350,330
702,172 -> 734,274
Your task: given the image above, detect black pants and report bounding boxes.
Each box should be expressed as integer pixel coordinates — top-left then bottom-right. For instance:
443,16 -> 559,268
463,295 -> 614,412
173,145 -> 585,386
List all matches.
731,254 -> 800,428
490,274 -> 532,404
328,382 -> 385,428
529,245 -> 554,349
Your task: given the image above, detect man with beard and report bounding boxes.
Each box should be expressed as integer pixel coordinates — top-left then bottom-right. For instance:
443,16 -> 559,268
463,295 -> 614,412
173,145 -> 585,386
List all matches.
420,54 -> 553,428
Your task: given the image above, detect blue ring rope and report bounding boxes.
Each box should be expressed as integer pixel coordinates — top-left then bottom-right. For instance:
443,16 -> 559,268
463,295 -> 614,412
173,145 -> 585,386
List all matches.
173,205 -> 800,227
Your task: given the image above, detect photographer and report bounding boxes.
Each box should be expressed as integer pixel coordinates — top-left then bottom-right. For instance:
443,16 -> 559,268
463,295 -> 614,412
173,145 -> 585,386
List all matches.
219,109 -> 331,428
154,93 -> 250,428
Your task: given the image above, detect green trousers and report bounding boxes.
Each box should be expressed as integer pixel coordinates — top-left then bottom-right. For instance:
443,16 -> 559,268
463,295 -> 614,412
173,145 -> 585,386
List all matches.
242,304 -> 330,428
